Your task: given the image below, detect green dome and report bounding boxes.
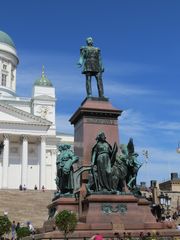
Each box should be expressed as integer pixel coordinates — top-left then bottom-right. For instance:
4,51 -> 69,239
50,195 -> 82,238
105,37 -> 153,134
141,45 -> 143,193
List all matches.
0,31 -> 15,48
34,66 -> 53,87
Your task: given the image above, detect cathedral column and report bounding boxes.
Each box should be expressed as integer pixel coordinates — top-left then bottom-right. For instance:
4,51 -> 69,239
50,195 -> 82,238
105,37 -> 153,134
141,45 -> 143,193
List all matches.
52,149 -> 57,189
39,136 -> 46,189
21,135 -> 28,186
2,134 -> 9,188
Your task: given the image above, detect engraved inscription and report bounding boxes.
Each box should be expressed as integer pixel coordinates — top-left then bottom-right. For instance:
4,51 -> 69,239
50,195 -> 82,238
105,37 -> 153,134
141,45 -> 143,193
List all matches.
86,118 -> 116,125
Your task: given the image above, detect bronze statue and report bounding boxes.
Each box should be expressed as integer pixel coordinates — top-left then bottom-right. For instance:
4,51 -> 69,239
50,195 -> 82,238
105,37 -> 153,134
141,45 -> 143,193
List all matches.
111,144 -> 129,192
111,139 -> 142,192
56,144 -> 79,195
126,138 -> 142,190
86,135 -> 142,195
78,37 -> 105,98
91,132 -> 116,192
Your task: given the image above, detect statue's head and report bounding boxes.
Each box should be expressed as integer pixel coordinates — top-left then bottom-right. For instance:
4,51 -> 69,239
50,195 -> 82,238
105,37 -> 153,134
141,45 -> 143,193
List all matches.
86,37 -> 93,46
120,144 -> 128,155
58,145 -> 63,151
58,144 -> 67,151
96,132 -> 106,141
64,144 -> 71,149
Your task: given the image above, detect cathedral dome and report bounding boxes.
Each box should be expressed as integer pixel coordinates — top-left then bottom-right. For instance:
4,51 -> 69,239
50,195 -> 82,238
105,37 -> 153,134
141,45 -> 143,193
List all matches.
0,31 -> 15,48
0,31 -> 19,96
34,66 -> 53,87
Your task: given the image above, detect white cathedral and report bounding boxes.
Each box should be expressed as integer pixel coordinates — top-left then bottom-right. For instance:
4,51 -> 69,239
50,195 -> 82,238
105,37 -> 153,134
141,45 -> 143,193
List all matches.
0,31 -> 73,190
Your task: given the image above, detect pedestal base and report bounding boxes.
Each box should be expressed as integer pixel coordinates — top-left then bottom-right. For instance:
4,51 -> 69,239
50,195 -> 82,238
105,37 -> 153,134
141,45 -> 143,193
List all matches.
81,194 -> 165,230
43,197 -> 79,232
41,194 -> 178,240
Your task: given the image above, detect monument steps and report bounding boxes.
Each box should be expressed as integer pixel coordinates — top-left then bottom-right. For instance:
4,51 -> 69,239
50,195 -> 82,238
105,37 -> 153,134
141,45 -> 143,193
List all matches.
0,189 -> 54,228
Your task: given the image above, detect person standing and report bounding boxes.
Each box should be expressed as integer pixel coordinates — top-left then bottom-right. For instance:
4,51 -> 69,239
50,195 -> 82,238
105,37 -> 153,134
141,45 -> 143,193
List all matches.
11,220 -> 16,240
23,184 -> 26,191
42,185 -> 45,192
15,222 -> 20,232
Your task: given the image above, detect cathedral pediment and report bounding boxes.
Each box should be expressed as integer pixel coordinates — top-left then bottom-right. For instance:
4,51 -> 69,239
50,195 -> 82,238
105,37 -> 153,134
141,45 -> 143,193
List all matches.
0,102 -> 51,126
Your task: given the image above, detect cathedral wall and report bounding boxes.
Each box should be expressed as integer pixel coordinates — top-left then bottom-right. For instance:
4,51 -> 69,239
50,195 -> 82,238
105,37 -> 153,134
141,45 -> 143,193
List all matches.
8,142 -> 21,188
45,148 -> 56,189
27,165 -> 39,189
45,165 -> 53,189
8,164 -> 21,188
32,86 -> 55,97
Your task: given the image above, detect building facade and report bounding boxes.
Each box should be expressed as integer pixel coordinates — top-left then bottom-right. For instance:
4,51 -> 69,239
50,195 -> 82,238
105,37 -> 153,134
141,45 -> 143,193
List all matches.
0,31 -> 73,190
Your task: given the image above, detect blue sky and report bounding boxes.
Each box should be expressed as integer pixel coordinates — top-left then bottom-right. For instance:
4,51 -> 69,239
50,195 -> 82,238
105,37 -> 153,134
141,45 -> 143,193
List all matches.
1,0 -> 180,185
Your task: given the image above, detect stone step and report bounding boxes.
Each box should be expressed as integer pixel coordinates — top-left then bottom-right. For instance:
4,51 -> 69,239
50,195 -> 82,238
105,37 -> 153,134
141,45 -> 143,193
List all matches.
0,189 -> 54,228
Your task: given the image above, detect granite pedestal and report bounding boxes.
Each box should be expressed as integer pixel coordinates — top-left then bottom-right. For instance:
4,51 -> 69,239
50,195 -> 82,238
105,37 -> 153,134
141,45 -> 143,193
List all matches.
69,97 -> 122,167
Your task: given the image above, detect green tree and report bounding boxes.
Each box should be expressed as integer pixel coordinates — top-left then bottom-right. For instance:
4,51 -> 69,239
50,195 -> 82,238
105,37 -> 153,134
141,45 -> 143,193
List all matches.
55,210 -> 77,239
16,227 -> 31,239
0,215 -> 11,237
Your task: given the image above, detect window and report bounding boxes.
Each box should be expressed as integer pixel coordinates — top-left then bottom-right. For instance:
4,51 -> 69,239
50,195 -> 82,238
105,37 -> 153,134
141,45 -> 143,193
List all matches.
3,64 -> 7,70
1,74 -> 7,86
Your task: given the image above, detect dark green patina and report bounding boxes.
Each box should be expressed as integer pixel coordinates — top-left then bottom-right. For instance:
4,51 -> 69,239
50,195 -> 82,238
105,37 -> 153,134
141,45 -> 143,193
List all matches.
88,133 -> 142,194
55,144 -> 79,196
78,37 -> 105,98
102,203 -> 127,214
34,66 -> 53,87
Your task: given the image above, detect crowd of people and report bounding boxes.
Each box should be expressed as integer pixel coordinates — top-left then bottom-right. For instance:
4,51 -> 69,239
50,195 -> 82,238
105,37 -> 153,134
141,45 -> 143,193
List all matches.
11,220 -> 35,240
18,184 -> 45,191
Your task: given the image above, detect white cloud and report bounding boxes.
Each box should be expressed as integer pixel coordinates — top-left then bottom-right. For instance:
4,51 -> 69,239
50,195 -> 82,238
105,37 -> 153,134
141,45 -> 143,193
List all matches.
120,109 -> 180,138
105,61 -> 159,76
105,82 -> 155,96
17,69 -> 155,100
137,146 -> 180,184
16,51 -> 159,99
151,121 -> 180,131
118,109 -> 180,184
119,109 -> 147,139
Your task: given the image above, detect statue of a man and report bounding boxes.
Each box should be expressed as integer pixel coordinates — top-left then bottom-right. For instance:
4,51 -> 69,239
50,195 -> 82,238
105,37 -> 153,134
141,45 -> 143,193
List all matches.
78,37 -> 105,98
